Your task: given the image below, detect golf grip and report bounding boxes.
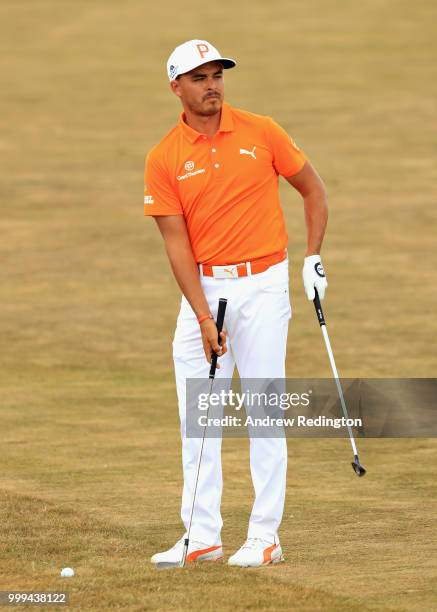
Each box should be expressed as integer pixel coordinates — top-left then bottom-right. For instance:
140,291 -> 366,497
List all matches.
209,298 -> 227,379
313,288 -> 326,326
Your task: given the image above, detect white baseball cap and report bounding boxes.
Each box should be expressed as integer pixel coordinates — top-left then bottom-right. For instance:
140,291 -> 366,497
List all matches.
167,39 -> 236,81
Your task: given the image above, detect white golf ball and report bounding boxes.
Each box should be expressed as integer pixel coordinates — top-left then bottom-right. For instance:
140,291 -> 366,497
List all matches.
60,567 -> 75,577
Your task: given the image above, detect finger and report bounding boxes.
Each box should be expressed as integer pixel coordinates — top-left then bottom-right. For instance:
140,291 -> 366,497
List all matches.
305,282 -> 315,301
210,332 -> 223,354
316,280 -> 327,300
203,343 -> 212,363
219,331 -> 227,354
211,341 -> 223,355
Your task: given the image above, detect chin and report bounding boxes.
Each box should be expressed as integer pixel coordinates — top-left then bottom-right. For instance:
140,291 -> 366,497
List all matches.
202,99 -> 222,115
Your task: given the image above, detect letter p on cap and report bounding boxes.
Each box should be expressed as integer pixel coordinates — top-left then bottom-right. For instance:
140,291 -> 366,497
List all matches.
196,43 -> 209,58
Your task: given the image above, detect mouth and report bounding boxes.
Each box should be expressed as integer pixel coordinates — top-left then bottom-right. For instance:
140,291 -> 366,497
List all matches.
204,94 -> 221,101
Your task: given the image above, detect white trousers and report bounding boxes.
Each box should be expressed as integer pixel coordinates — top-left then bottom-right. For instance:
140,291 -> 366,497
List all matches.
173,259 -> 291,545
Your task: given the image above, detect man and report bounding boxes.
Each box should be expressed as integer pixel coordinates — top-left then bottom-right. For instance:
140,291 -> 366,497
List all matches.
144,40 -> 328,567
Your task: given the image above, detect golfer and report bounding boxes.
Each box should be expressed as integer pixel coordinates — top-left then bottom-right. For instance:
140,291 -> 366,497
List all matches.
144,40 -> 328,567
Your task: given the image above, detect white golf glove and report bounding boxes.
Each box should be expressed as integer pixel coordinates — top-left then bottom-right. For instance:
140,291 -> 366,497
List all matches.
302,255 -> 328,301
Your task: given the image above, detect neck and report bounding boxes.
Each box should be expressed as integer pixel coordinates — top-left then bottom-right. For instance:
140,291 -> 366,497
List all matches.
183,106 -> 222,139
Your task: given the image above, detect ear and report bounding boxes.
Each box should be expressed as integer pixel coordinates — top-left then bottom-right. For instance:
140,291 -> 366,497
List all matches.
170,80 -> 182,98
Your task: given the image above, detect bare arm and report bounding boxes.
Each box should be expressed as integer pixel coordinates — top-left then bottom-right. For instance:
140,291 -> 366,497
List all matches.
285,160 -> 328,255
154,215 -> 210,317
154,215 -> 226,364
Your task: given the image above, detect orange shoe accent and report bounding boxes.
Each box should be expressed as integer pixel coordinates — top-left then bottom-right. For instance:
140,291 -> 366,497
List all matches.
186,545 -> 222,562
262,543 -> 278,564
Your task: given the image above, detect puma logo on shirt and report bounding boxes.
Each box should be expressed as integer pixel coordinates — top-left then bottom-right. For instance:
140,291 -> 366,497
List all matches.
240,146 -> 257,160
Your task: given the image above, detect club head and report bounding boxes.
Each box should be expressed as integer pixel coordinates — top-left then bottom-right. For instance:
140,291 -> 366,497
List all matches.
154,561 -> 183,571
352,461 -> 366,477
154,544 -> 188,570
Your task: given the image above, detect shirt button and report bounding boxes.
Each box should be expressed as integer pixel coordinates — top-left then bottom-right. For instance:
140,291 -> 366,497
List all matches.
212,148 -> 217,153
214,163 -> 220,168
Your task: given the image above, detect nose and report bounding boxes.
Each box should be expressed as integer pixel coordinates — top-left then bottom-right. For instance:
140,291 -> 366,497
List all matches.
205,76 -> 217,89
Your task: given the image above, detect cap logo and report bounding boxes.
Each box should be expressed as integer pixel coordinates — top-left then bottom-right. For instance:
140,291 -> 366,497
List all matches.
196,43 -> 209,58
169,64 -> 178,79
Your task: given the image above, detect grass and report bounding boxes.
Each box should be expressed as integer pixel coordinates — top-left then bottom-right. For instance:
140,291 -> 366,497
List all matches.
1,0 -> 437,610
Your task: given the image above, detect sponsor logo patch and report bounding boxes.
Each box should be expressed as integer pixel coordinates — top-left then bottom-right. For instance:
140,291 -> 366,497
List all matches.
177,160 -> 205,181
315,262 -> 325,277
196,43 -> 209,58
169,64 -> 178,79
177,168 -> 206,181
240,146 -> 257,160
144,195 -> 154,205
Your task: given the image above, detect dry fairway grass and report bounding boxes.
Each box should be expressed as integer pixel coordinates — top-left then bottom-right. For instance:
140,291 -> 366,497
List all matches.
1,0 -> 437,610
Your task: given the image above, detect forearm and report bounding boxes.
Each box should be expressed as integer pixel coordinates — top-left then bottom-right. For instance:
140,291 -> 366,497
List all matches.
303,189 -> 328,256
153,215 -> 226,362
163,235 -> 210,319
285,161 -> 329,256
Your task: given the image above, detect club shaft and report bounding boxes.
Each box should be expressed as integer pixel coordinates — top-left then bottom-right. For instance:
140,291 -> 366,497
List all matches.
184,375 -> 215,557
319,324 -> 358,456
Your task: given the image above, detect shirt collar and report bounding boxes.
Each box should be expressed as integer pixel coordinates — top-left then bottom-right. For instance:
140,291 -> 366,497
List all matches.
178,102 -> 234,143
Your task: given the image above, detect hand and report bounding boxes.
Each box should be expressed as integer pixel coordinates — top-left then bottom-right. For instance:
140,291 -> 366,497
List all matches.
199,319 -> 227,367
302,254 -> 328,300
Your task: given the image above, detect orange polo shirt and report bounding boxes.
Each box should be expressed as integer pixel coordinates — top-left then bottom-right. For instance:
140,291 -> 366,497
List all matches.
144,102 -> 306,265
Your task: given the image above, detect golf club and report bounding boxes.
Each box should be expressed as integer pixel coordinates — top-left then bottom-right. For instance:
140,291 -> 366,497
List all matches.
313,289 -> 366,477
155,297 -> 228,569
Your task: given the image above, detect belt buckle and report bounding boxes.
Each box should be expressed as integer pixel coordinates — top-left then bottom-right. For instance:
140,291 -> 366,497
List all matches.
211,264 -> 239,279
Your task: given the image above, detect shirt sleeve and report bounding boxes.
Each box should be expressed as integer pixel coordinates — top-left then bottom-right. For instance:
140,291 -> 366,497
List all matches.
144,151 -> 183,216
265,117 -> 307,177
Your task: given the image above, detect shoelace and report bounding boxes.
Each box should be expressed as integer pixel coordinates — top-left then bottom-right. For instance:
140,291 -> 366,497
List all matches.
242,537 -> 271,550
